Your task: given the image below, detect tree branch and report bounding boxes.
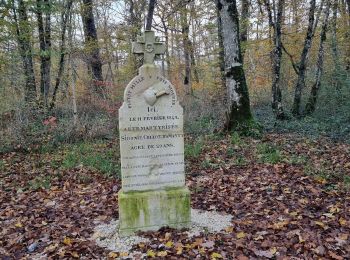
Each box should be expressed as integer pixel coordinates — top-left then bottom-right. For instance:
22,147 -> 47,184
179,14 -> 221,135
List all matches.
281,43 -> 299,75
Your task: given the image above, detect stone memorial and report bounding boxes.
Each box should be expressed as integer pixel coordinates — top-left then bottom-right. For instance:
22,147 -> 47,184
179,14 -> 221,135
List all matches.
118,30 -> 191,236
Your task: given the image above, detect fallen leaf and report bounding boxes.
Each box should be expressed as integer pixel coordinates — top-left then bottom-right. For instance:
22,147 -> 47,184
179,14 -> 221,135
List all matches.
225,226 -> 234,232
120,252 -> 128,257
339,217 -> 347,226
63,237 -> 72,246
176,245 -> 183,255
329,206 -> 340,213
211,252 -> 223,259
165,241 -> 173,248
15,222 -> 23,228
164,232 -> 171,240
146,250 -> 155,258
108,252 -> 119,258
272,220 -> 289,229
138,243 -> 145,248
236,231 -> 246,239
314,221 -> 328,229
157,251 -> 168,257
254,235 -> 264,241
70,251 -> 79,258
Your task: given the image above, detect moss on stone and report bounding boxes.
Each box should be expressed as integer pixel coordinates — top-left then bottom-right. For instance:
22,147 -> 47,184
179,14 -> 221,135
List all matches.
118,187 -> 191,236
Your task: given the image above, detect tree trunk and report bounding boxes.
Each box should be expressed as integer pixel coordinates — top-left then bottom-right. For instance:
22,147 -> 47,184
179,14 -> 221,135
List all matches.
70,59 -> 78,126
128,0 -> 146,72
346,0 -> 350,70
292,0 -> 316,116
181,4 -> 192,94
36,0 -> 52,107
331,0 -> 341,88
216,0 -> 253,130
13,0 -> 37,104
261,0 -> 286,119
67,4 -> 78,125
216,5 -> 226,101
240,0 -> 250,58
50,0 -> 73,110
331,0 -> 339,63
146,0 -> 156,30
81,0 -> 104,96
189,2 -> 200,83
305,0 -> 332,114
189,40 -> 200,83
161,17 -> 171,76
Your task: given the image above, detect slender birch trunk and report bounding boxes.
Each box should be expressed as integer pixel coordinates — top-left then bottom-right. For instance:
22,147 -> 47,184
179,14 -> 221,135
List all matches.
50,0 -> 73,110
305,0 -> 332,114
262,0 -> 286,119
292,0 -> 316,116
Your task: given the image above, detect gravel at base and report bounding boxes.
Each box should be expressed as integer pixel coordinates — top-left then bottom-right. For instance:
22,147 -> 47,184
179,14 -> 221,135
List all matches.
92,208 -> 233,253
92,220 -> 148,253
188,208 -> 232,237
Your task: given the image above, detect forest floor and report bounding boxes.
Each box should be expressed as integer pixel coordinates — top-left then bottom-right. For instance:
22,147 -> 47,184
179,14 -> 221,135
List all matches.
1,132 -> 350,259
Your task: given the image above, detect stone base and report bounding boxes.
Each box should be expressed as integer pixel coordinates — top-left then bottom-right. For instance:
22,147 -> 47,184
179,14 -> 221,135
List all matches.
118,187 -> 191,236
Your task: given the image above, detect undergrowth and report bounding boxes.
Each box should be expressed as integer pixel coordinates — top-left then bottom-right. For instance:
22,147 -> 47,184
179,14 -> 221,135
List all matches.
60,142 -> 119,177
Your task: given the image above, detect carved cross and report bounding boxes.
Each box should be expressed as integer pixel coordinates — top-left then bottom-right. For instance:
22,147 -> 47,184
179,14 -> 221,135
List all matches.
132,30 -> 166,65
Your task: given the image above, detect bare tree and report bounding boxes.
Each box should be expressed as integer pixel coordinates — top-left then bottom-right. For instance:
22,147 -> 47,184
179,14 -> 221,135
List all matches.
216,0 -> 253,130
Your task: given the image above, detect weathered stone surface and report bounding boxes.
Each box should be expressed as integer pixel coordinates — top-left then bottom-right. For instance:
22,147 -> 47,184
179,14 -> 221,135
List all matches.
118,31 -> 190,235
119,65 -> 185,192
118,187 -> 191,236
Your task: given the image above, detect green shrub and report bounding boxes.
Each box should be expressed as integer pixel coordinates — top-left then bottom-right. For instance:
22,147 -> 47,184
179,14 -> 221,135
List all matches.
185,138 -> 203,159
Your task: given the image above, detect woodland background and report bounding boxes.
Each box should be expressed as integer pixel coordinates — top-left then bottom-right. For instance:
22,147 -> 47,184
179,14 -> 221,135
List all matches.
0,0 -> 349,151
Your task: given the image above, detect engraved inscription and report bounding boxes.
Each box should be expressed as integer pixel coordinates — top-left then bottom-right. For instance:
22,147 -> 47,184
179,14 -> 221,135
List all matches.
119,66 -> 185,192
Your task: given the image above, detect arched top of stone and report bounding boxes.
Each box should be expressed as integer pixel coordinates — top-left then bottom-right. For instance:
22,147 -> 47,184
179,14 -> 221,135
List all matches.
121,65 -> 179,110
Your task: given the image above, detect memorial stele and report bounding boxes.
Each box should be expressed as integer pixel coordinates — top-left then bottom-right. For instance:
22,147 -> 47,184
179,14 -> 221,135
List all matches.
118,30 -> 191,236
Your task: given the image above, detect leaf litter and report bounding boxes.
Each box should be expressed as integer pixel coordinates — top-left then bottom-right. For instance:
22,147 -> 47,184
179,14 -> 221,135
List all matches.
0,133 -> 349,259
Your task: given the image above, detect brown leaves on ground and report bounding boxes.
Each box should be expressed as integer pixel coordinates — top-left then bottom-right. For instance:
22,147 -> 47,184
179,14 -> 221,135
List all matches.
1,133 -> 350,259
